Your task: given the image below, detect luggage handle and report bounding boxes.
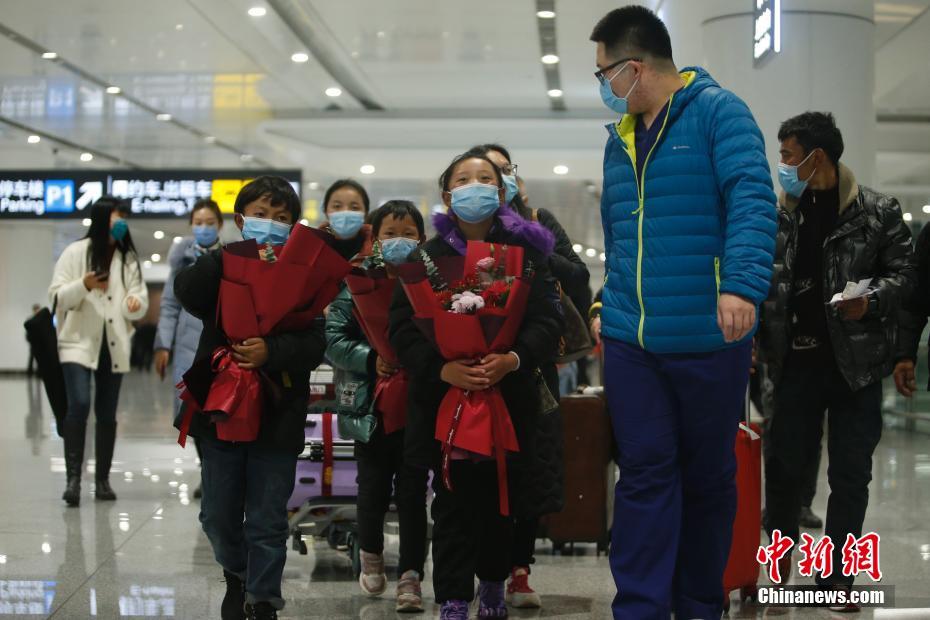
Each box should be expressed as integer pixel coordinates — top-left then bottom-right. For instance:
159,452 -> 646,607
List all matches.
739,387 -> 760,440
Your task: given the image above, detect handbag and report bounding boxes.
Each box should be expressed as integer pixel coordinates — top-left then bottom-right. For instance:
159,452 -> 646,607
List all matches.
555,285 -> 595,364
529,209 -> 594,364
23,297 -> 67,437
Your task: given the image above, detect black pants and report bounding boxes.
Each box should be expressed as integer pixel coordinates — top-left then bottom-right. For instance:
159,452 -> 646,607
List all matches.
511,517 -> 538,568
355,426 -> 429,578
764,357 -> 882,586
754,369 -> 821,508
432,460 -> 512,603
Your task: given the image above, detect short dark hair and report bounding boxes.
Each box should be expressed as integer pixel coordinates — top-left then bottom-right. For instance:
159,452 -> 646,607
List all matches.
438,153 -> 503,192
590,5 -> 674,63
370,200 -> 425,237
189,198 -> 223,224
324,179 -> 370,214
778,112 -> 845,167
468,143 -> 511,163
234,176 -> 301,222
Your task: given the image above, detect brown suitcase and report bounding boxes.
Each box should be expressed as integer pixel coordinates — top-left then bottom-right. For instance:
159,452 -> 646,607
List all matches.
544,393 -> 614,554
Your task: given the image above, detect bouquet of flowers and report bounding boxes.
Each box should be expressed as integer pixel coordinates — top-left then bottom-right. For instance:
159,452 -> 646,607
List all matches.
396,241 -> 533,515
344,259 -> 409,435
177,224 -> 351,446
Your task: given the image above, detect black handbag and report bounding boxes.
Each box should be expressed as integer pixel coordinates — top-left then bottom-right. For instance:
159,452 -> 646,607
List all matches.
23,298 -> 68,436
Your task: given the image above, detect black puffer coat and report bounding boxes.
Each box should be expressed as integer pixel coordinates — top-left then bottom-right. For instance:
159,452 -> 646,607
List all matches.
173,249 -> 327,455
510,208 -> 589,517
758,164 -> 915,391
389,230 -> 563,517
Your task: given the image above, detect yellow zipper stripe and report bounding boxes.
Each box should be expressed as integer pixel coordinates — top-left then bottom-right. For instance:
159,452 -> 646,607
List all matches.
623,97 -> 675,349
714,257 -> 721,299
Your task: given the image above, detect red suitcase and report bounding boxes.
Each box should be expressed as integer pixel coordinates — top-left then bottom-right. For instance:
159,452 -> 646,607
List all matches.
722,418 -> 762,612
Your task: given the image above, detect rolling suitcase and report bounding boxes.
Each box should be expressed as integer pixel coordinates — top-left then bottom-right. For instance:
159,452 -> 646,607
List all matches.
722,397 -> 762,612
545,393 -> 614,554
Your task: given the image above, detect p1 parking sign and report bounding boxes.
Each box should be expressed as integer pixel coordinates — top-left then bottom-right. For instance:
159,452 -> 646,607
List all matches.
44,180 -> 75,213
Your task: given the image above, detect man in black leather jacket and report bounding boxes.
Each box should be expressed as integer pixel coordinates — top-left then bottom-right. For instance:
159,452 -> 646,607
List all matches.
758,112 -> 915,599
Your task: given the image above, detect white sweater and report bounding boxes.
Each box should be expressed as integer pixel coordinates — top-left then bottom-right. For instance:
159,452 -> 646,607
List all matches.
48,238 -> 150,373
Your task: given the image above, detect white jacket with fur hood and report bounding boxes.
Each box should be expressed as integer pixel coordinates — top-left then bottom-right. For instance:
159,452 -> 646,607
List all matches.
48,238 -> 149,373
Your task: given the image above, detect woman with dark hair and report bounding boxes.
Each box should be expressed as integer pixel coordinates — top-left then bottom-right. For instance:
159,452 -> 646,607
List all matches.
466,144 -> 591,608
390,152 -> 562,620
48,196 -> 149,506
155,199 -> 224,499
320,179 -> 374,264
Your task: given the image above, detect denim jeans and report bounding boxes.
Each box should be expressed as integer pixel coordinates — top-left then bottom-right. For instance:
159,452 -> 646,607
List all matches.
61,341 -> 123,426
199,438 -> 298,610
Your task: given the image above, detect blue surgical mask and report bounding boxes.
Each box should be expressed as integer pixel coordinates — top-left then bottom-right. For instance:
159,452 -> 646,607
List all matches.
502,174 -> 519,204
380,237 -> 419,265
241,216 -> 291,246
193,224 -> 219,248
599,62 -> 638,116
450,183 -> 501,224
110,219 -> 128,242
329,210 -> 365,239
777,150 -> 817,198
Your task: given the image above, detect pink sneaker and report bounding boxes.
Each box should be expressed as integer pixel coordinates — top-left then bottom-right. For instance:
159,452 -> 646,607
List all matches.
358,551 -> 386,596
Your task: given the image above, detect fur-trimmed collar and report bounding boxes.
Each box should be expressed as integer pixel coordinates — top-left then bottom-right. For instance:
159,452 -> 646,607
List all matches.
432,205 -> 555,257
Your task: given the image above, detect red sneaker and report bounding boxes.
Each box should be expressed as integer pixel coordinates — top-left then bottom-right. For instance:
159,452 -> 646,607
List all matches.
827,586 -> 862,613
505,567 -> 541,609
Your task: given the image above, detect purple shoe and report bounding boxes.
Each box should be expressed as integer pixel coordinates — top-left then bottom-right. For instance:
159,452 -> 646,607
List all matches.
439,600 -> 469,620
478,580 -> 508,618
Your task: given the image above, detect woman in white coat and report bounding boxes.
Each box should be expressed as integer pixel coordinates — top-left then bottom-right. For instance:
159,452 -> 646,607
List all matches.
49,197 -> 148,506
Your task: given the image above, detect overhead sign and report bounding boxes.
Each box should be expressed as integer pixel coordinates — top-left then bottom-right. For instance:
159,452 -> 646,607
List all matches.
0,169 -> 301,219
753,0 -> 781,66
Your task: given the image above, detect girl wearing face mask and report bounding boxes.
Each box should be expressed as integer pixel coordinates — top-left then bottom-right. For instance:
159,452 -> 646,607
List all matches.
465,144 -> 591,609
154,199 -> 224,499
320,179 -> 373,264
49,197 -> 149,506
389,154 -> 562,620
326,200 -> 430,612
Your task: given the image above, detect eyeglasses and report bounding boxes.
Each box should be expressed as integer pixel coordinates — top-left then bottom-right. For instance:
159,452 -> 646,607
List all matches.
501,163 -> 518,176
594,57 -> 640,85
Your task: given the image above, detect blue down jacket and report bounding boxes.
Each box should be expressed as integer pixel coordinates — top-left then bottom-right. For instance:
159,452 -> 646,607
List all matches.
600,66 -> 777,353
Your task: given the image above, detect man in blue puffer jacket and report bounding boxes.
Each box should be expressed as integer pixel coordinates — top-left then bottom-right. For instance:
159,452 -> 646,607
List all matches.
590,6 -> 777,619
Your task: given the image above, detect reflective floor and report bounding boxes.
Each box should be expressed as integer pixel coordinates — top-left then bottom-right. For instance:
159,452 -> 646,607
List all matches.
1,373 -> 930,619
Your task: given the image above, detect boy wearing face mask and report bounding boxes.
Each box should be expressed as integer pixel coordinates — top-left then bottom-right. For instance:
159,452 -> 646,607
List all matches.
320,179 -> 373,264
758,112 -> 914,609
326,200 -> 430,612
173,176 -> 328,620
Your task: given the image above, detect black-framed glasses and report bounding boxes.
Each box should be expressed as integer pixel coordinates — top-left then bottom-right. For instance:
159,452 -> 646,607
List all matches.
501,163 -> 518,176
595,57 -> 640,85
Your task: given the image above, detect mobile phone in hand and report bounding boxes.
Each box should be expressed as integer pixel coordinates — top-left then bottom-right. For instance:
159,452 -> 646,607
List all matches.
94,270 -> 110,282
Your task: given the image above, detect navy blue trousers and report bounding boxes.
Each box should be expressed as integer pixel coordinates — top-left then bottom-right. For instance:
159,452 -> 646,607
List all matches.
604,338 -> 751,619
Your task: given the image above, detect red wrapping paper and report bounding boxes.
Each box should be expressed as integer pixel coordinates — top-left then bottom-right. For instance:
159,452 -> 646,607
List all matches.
345,272 -> 409,434
396,242 -> 531,515
177,224 -> 351,445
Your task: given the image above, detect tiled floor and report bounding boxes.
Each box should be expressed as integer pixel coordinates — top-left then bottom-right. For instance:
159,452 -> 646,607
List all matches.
1,373 -> 929,619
